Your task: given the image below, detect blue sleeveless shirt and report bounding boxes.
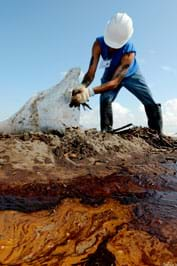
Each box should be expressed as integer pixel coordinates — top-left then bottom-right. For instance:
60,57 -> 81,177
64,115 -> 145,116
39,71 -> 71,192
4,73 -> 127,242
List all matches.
96,36 -> 139,83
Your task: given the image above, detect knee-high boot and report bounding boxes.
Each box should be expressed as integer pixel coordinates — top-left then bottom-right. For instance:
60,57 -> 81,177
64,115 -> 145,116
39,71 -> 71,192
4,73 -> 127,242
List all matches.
100,100 -> 113,132
144,103 -> 163,134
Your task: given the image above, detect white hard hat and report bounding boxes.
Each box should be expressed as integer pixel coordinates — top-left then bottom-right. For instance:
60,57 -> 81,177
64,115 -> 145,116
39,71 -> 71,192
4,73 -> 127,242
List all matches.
104,12 -> 134,49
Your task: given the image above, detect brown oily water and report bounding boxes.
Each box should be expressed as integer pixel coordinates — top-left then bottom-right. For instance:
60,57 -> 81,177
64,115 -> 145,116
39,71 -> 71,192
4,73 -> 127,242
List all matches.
0,128 -> 177,265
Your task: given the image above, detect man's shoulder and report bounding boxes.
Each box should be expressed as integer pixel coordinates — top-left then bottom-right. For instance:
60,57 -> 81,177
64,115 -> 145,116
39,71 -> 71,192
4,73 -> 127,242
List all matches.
95,36 -> 106,50
123,40 -> 134,47
122,41 -> 136,53
96,36 -> 104,43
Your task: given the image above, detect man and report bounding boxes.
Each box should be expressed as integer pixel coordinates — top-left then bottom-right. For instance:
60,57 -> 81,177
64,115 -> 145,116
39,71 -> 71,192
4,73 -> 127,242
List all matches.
70,12 -> 162,134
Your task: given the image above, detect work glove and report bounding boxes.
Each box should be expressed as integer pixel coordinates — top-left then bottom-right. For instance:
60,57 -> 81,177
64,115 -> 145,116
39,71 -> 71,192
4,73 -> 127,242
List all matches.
73,84 -> 89,103
70,84 -> 94,109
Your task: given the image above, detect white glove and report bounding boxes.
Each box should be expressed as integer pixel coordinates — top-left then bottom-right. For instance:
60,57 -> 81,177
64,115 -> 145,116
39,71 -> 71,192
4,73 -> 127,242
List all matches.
71,84 -> 95,104
77,85 -> 90,103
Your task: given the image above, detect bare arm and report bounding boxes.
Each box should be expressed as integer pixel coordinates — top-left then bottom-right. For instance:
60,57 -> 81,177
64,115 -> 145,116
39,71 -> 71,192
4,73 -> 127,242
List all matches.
81,40 -> 101,87
93,52 -> 135,94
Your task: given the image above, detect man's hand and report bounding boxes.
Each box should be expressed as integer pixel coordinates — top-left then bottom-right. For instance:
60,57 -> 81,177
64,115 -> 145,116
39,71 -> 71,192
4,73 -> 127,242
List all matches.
73,85 -> 90,103
70,85 -> 90,107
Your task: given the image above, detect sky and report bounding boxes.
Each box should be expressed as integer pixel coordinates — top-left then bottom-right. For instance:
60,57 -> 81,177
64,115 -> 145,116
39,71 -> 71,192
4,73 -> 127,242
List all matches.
0,0 -> 177,134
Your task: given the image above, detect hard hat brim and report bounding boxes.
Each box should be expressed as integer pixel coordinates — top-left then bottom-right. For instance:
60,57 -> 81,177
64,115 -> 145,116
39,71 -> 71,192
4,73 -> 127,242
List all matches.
104,35 -> 127,49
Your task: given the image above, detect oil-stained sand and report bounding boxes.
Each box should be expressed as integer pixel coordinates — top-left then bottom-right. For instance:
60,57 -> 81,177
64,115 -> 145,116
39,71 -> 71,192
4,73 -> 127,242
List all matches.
0,127 -> 177,265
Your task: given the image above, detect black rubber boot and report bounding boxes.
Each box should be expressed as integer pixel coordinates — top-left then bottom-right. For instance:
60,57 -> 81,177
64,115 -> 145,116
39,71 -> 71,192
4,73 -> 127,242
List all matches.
144,103 -> 163,134
100,101 -> 113,132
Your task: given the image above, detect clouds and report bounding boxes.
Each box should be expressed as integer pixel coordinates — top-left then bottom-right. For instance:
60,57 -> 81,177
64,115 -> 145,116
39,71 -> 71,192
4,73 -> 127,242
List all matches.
160,65 -> 177,75
148,49 -> 156,55
163,99 -> 177,134
80,99 -> 177,135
